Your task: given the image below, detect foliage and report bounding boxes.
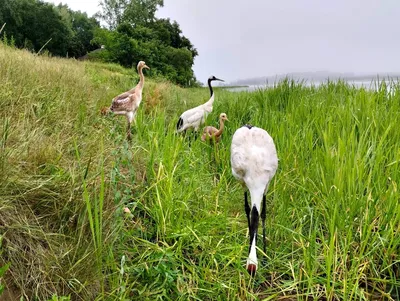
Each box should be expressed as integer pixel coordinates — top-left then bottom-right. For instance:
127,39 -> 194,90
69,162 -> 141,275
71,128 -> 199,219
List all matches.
97,0 -> 164,29
94,0 -> 198,87
0,235 -> 10,297
123,0 -> 164,26
48,295 -> 71,301
0,0 -> 71,55
0,0 -> 100,57
93,19 -> 198,86
0,0 -> 198,86
97,0 -> 128,30
55,4 -> 101,58
0,264 -> 9,297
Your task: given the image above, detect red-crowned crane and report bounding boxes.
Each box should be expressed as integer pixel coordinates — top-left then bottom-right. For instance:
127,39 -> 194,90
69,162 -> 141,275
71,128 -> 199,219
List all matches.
108,61 -> 150,140
230,124 -> 278,276
176,76 -> 224,133
201,112 -> 229,143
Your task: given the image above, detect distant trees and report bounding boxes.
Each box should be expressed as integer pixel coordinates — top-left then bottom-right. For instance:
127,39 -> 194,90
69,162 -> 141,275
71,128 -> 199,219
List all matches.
0,0 -> 100,57
97,0 -> 128,30
94,0 -> 198,86
0,0 -> 199,87
56,4 -> 101,58
97,0 -> 164,30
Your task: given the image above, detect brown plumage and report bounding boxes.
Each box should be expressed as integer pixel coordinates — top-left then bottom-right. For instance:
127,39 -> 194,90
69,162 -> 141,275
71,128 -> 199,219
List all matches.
108,61 -> 150,140
201,113 -> 229,143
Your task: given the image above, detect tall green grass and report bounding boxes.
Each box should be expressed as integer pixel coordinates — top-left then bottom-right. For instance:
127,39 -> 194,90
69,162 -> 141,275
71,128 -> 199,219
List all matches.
0,43 -> 399,300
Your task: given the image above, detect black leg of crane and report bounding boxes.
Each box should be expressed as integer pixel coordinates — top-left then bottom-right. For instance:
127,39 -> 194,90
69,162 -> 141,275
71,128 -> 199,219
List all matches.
244,191 -> 251,237
261,194 -> 267,255
249,206 -> 259,255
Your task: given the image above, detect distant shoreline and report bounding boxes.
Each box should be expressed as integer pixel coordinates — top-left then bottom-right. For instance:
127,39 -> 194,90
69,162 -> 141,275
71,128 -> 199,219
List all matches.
224,78 -> 400,92
228,73 -> 400,87
216,85 -> 250,89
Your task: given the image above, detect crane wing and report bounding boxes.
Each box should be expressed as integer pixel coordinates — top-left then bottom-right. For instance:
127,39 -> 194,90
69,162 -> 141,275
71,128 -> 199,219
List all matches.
187,109 -> 206,123
112,91 -> 133,102
111,92 -> 136,112
203,126 -> 217,136
186,110 -> 205,124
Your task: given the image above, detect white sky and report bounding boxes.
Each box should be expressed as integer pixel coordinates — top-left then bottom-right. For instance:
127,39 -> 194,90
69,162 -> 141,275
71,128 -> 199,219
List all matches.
45,0 -> 400,83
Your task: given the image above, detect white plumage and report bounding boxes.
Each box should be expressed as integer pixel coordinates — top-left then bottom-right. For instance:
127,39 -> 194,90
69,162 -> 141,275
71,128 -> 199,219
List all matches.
230,125 -> 278,275
176,76 -> 223,133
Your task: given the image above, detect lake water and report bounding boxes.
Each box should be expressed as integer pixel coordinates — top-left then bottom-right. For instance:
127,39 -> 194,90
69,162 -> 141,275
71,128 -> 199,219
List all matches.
225,80 -> 399,93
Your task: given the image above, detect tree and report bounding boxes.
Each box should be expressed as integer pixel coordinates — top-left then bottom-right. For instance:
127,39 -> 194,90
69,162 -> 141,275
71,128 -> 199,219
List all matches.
97,0 -> 128,30
93,22 -> 198,86
0,0 -> 72,56
94,0 -> 198,86
0,0 -> 100,57
55,4 -> 100,57
165,46 -> 195,86
148,19 -> 198,58
123,0 -> 164,26
97,0 -> 163,29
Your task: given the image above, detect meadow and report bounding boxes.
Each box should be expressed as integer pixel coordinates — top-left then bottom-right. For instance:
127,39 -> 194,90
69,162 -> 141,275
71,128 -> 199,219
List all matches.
0,43 -> 400,300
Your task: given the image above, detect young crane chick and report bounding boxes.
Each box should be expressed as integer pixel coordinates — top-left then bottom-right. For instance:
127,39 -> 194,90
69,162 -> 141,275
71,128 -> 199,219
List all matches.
201,113 -> 229,143
108,61 -> 150,140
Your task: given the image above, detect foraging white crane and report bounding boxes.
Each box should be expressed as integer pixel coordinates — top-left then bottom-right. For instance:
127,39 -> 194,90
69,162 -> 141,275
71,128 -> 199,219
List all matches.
201,112 -> 229,143
230,124 -> 278,276
108,61 -> 150,140
176,76 -> 224,133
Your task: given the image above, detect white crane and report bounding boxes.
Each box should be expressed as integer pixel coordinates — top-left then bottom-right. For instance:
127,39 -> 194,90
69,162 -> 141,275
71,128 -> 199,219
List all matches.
230,124 -> 278,276
176,76 -> 224,133
108,61 -> 150,140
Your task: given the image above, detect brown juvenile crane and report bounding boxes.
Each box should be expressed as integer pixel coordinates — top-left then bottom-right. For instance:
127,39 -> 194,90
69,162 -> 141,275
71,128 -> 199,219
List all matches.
106,61 -> 150,140
201,113 -> 229,143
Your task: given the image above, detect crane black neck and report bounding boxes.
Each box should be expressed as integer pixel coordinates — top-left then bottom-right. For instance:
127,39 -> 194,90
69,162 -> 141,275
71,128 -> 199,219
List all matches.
207,78 -> 214,97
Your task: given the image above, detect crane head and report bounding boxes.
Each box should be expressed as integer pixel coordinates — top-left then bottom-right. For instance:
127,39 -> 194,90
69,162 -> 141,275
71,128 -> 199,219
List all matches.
209,75 -> 224,82
219,113 -> 229,121
137,61 -> 150,70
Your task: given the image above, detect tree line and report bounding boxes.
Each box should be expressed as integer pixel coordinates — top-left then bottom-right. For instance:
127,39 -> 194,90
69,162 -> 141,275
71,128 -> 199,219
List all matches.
0,0 -> 199,87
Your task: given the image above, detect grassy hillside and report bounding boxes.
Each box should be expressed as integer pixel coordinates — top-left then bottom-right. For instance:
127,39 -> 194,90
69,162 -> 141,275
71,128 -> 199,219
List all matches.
1,43 -> 400,300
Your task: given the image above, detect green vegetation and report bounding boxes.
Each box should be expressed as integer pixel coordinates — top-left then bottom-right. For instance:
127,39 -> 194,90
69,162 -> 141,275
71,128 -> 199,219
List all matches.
0,0 -> 100,57
94,0 -> 198,87
1,44 -> 400,300
0,0 -> 199,87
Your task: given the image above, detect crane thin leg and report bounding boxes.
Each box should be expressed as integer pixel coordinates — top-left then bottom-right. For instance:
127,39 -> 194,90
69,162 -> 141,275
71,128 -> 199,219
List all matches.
261,194 -> 266,255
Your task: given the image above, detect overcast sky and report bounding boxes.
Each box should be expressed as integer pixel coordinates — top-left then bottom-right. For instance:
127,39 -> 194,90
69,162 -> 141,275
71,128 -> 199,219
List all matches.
45,0 -> 400,83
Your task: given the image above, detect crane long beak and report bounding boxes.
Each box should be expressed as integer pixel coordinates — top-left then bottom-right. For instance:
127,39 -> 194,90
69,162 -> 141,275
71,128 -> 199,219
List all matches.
215,78 -> 224,82
144,65 -> 150,70
225,118 -> 230,122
